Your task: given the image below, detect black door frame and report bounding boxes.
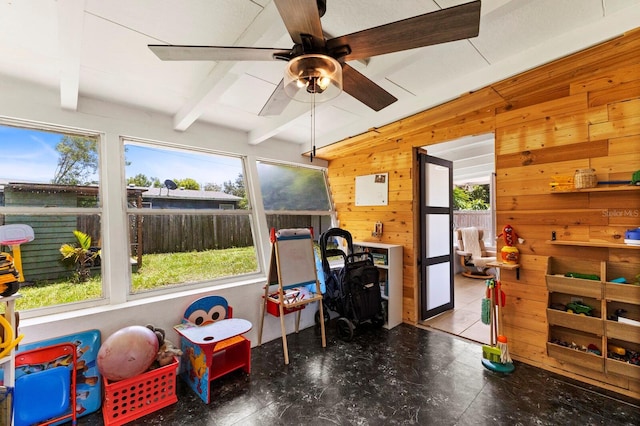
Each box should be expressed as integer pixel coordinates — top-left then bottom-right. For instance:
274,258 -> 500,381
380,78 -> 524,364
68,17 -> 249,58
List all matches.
418,152 -> 454,320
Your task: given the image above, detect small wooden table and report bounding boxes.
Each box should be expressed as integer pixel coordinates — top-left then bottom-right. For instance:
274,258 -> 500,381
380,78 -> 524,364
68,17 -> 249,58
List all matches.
174,318 -> 252,344
174,318 -> 252,403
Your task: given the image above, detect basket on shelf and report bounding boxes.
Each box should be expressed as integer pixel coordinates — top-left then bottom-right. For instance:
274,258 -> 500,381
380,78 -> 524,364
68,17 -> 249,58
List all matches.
574,169 -> 597,189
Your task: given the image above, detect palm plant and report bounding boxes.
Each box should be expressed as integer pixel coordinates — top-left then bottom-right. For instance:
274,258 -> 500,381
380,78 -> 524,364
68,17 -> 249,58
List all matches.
60,230 -> 100,282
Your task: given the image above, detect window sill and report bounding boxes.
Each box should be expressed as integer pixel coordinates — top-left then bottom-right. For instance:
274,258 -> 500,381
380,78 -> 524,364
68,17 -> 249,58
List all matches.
20,276 -> 265,328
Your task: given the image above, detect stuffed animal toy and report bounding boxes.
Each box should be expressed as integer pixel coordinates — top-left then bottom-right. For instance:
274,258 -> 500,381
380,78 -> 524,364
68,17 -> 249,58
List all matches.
145,324 -> 183,367
497,224 -> 523,246
145,323 -> 166,345
156,339 -> 183,367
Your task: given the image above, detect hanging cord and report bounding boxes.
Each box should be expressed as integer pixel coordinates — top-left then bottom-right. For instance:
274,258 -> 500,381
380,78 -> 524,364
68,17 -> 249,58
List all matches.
310,82 -> 317,162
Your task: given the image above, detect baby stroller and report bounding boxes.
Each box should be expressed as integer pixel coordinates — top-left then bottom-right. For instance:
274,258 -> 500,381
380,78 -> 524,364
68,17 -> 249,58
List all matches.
318,228 -> 385,341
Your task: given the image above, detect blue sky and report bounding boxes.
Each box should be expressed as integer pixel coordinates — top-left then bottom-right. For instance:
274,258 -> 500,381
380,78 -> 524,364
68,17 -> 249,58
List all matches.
124,143 -> 243,187
0,125 -> 61,183
0,125 -> 243,187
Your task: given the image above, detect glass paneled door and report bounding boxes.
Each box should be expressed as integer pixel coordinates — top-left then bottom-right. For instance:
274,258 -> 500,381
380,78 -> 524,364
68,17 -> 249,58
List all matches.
418,152 -> 454,320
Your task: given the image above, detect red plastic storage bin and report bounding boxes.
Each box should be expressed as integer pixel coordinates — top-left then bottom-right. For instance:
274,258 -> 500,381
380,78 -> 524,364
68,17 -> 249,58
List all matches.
265,293 -> 305,317
102,357 -> 178,426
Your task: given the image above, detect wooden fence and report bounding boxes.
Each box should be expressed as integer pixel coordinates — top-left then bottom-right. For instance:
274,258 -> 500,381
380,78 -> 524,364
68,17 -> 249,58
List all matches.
453,210 -> 494,246
4,213 -> 327,281
79,214 -> 321,255
453,210 -> 492,231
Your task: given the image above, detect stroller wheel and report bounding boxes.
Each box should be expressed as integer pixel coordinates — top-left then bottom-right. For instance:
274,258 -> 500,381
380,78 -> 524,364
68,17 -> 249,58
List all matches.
372,315 -> 385,328
315,308 -> 330,325
336,318 -> 354,341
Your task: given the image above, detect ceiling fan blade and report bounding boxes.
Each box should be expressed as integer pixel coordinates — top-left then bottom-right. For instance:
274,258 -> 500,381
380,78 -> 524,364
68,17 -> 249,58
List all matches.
326,0 -> 481,61
259,79 -> 292,116
274,0 -> 324,47
148,45 -> 291,61
341,63 -> 397,112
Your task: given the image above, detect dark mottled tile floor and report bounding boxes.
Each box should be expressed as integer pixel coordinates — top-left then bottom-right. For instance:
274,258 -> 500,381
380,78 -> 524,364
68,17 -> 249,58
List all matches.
78,323 -> 639,425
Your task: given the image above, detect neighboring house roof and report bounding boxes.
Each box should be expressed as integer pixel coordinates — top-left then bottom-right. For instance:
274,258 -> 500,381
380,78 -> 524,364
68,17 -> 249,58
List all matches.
136,186 -> 241,202
1,181 -> 142,197
0,181 -> 240,202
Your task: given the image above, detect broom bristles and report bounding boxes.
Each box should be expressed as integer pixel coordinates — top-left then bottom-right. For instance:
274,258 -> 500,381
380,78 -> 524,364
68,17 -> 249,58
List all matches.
481,298 -> 491,325
497,335 -> 512,364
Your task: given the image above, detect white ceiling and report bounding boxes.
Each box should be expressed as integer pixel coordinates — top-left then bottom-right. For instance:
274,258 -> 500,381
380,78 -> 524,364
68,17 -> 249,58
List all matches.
1,0 -> 639,165
426,133 -> 495,184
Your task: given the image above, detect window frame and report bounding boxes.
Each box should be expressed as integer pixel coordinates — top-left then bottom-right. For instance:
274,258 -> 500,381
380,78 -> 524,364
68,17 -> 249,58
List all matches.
1,118 -> 333,319
0,117 -> 107,318
255,158 -> 336,235
122,137 -> 263,299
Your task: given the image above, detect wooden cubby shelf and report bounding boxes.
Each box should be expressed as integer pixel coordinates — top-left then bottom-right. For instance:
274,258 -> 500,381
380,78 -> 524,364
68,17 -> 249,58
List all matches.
545,257 -> 640,378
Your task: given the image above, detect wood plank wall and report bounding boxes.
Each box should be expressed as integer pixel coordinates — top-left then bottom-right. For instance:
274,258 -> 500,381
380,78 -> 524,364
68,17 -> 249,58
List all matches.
316,27 -> 640,398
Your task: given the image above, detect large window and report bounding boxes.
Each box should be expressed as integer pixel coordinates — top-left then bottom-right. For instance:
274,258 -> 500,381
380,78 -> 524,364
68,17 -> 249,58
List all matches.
256,161 -> 333,236
0,122 -> 331,315
123,140 -> 259,294
0,122 -> 103,314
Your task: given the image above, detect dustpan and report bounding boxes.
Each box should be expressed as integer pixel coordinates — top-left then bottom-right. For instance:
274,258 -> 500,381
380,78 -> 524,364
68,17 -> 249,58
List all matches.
482,344 -> 502,362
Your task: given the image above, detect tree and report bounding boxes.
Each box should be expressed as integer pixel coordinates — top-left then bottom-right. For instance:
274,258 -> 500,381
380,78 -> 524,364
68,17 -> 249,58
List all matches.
469,184 -> 490,205
204,182 -> 222,192
127,173 -> 155,187
222,174 -> 248,209
258,166 -> 329,211
52,135 -> 98,185
453,186 -> 471,210
453,184 -> 490,210
173,178 -> 199,190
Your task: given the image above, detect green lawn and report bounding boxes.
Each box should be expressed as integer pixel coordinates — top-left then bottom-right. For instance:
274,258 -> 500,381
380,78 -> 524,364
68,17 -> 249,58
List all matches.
15,247 -> 258,311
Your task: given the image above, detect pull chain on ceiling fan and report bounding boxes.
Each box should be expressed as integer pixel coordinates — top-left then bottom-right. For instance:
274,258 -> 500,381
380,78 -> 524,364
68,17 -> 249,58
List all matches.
310,89 -> 317,162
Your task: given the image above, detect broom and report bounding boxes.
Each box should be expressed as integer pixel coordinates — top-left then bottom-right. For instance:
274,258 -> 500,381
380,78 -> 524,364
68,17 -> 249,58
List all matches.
481,279 -> 491,325
496,335 -> 512,363
495,281 -> 513,364
482,279 -> 501,363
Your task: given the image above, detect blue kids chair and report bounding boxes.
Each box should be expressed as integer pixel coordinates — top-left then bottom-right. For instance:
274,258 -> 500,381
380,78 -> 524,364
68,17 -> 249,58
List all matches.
14,342 -> 77,426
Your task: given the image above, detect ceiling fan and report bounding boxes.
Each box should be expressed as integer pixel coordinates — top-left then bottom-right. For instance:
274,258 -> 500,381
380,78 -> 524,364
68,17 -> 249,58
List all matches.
149,0 -> 481,116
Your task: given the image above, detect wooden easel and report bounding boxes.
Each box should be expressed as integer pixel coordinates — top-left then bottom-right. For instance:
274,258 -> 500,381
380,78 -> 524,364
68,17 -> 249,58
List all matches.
258,228 -> 326,364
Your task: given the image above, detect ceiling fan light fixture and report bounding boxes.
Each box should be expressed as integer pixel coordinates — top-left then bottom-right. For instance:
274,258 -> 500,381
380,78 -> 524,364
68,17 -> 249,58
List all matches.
284,54 -> 342,103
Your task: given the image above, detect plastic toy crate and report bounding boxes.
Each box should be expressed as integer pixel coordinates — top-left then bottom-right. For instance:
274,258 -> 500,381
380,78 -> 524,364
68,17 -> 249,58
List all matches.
265,293 -> 305,317
102,357 -> 178,426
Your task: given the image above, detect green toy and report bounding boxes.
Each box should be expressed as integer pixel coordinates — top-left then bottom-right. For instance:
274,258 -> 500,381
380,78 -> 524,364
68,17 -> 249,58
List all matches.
565,272 -> 600,280
566,301 -> 593,316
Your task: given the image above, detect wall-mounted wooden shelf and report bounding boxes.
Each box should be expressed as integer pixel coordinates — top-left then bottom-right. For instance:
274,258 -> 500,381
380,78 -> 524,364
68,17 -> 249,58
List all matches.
487,261 -> 519,270
550,185 -> 640,194
487,261 -> 520,279
546,240 -> 640,250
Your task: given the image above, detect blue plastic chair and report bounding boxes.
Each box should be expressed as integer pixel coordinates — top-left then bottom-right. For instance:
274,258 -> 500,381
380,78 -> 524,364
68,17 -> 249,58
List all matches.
14,343 -> 77,426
